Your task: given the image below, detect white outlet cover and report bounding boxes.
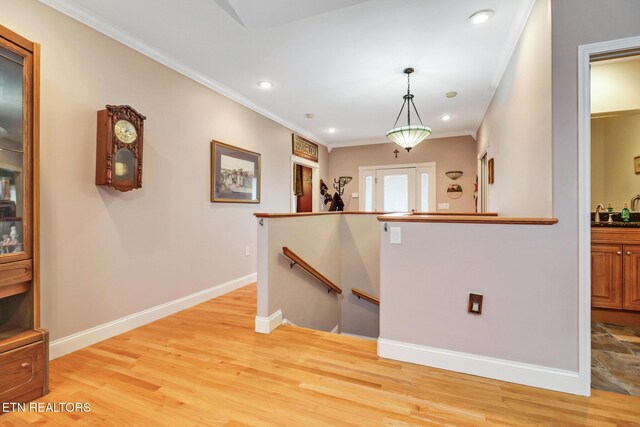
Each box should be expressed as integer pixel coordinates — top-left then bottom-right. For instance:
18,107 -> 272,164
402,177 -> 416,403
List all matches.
351,192 -> 359,198
438,203 -> 450,210
390,227 -> 401,244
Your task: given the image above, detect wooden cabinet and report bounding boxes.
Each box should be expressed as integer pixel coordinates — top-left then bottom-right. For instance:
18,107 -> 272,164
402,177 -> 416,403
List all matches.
623,245 -> 640,311
591,244 -> 623,309
0,25 -> 48,403
592,229 -> 640,325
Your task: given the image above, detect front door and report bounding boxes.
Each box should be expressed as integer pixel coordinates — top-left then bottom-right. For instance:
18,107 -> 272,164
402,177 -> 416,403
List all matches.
375,168 -> 416,213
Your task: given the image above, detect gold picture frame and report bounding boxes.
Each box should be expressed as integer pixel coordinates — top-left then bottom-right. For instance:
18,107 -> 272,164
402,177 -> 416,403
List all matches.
211,140 -> 261,203
634,156 -> 640,175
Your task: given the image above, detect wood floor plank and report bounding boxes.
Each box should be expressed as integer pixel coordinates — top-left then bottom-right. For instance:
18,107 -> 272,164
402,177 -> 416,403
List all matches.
1,283 -> 639,426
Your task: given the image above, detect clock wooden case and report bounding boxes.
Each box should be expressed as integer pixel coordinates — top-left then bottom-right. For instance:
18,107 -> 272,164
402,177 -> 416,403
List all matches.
96,105 -> 146,192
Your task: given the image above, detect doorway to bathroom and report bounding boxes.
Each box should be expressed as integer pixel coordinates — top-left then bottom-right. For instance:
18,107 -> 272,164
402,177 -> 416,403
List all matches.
588,50 -> 640,396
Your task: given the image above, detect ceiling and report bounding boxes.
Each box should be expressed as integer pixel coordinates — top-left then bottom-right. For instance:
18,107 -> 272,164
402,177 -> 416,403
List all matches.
40,0 -> 535,149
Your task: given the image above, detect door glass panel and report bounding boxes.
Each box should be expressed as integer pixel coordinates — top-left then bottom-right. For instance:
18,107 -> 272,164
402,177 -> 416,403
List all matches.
0,46 -> 24,254
364,175 -> 373,212
420,173 -> 429,211
114,148 -> 136,181
383,175 -> 408,212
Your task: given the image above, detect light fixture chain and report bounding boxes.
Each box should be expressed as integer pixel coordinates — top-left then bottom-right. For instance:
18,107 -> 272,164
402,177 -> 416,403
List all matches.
391,99 -> 407,129
410,99 -> 425,126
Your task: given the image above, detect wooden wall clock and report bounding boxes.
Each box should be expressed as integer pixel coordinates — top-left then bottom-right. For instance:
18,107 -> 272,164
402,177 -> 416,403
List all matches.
96,105 -> 146,192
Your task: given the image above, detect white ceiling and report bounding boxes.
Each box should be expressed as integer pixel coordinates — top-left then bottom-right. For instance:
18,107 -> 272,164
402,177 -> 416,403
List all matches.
40,0 -> 535,149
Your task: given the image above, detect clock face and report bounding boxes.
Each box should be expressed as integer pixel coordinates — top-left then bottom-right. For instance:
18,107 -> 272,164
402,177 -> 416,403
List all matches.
114,119 -> 137,144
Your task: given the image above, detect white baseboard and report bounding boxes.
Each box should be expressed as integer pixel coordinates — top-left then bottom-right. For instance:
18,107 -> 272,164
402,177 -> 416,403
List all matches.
255,310 -> 283,334
330,324 -> 340,334
378,338 -> 584,395
341,332 -> 377,341
49,273 -> 256,360
282,318 -> 296,327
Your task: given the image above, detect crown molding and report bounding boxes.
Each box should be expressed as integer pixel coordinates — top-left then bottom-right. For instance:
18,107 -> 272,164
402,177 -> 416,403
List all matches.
38,0 -> 325,146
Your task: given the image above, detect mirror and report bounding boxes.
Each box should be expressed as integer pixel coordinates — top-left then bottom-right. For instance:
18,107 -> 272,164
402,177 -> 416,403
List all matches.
591,110 -> 640,211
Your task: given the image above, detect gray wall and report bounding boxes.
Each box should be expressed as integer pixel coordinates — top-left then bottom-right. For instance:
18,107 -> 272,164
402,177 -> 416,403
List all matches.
328,136 -> 478,212
1,0 -> 330,341
477,0 -> 552,217
258,214 -> 380,336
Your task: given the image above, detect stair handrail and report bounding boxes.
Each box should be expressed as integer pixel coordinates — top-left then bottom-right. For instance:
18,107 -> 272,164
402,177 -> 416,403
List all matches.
282,247 -> 342,294
351,288 -> 380,306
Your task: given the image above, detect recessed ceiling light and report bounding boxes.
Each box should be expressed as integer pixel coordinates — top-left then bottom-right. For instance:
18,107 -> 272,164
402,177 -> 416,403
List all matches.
446,91 -> 458,98
468,9 -> 494,25
305,113 -> 315,119
440,114 -> 452,121
257,81 -> 273,89
327,128 -> 337,134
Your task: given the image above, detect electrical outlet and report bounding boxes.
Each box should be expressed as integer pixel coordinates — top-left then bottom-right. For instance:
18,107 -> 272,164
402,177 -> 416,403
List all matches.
468,293 -> 483,314
352,192 -> 359,198
438,203 -> 450,210
245,246 -> 250,256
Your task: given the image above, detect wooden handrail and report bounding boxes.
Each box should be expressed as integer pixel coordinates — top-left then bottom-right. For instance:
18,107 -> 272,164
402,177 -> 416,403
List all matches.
351,288 -> 380,306
282,247 -> 342,294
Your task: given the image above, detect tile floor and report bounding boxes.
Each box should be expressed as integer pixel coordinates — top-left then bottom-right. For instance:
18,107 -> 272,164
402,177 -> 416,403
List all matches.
591,322 -> 640,396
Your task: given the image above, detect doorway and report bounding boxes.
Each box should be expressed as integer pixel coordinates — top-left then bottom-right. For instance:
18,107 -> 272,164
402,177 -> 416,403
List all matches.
579,37 -> 640,397
589,53 -> 640,396
294,164 -> 313,213
290,155 -> 319,213
359,162 -> 436,212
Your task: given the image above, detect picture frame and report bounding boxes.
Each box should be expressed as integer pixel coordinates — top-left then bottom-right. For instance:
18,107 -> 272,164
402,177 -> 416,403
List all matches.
635,156 -> 640,175
211,140 -> 261,203
488,158 -> 495,184
292,134 -> 318,162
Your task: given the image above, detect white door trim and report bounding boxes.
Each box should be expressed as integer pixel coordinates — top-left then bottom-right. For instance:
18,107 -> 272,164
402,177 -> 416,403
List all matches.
359,162 -> 436,172
577,35 -> 640,397
358,162 -> 437,212
290,155 -> 319,213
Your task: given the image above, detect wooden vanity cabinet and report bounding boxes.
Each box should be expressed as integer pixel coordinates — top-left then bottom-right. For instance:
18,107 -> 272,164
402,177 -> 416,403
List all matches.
623,245 -> 640,311
592,229 -> 640,325
591,244 -> 623,309
0,25 -> 48,404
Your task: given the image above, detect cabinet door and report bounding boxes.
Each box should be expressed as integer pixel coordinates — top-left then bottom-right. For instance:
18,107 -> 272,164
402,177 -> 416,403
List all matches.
0,35 -> 33,264
591,244 -> 623,309
623,245 -> 640,311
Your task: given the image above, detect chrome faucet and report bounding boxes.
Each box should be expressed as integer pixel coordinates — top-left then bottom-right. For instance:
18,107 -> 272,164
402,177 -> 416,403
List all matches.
595,204 -> 605,223
632,195 -> 640,212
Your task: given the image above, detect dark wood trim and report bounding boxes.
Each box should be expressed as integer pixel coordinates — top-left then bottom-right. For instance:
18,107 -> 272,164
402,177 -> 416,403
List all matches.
282,247 -> 342,294
592,307 -> 640,326
0,25 -> 34,53
377,215 -> 558,225
0,329 -> 42,354
412,212 -> 498,216
351,288 -> 379,305
254,211 -> 497,219
32,42 -> 40,328
592,228 -> 640,244
255,212 -> 342,218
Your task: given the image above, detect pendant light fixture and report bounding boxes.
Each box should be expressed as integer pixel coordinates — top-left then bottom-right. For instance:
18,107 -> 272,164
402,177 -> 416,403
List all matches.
386,68 -> 432,152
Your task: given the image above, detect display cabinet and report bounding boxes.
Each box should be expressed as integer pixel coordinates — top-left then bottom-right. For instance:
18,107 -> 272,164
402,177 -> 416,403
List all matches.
0,25 -> 48,404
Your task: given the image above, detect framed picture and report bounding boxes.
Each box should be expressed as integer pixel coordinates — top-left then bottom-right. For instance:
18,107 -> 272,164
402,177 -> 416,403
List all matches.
488,158 -> 495,184
635,156 -> 640,175
292,134 -> 318,162
211,140 -> 261,203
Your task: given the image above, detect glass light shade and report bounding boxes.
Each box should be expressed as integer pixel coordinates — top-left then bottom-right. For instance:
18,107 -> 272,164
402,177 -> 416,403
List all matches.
386,125 -> 432,151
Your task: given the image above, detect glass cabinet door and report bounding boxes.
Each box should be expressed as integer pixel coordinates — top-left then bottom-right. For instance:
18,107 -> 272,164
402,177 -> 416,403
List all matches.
0,42 -> 30,260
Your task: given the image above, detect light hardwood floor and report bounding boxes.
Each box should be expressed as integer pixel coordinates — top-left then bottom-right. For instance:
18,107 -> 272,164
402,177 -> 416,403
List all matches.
2,284 -> 640,426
